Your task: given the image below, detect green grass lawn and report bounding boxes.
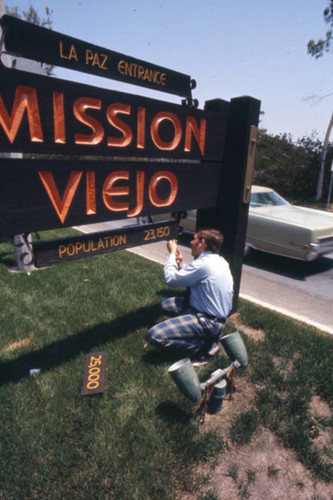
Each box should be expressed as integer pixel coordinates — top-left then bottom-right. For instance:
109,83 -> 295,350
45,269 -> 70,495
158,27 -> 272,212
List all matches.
0,232 -> 332,499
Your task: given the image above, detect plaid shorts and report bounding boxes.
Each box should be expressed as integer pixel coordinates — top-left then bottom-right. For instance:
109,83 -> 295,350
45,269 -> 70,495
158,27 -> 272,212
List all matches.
147,297 -> 225,356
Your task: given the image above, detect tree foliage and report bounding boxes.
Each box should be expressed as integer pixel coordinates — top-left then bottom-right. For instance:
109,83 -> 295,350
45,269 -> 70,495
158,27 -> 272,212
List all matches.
253,131 -> 333,201
308,1 -> 333,58
6,4 -> 52,29
5,5 -> 54,75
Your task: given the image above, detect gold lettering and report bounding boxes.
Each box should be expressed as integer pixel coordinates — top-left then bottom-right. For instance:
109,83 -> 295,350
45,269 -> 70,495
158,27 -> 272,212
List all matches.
92,53 -> 100,67
116,60 -> 166,86
59,41 -> 67,59
86,171 -> 96,215
75,241 -> 83,254
58,233 -> 128,258
103,171 -> 129,212
153,71 -> 160,83
137,107 -> 145,149
0,85 -> 43,143
106,103 -> 132,147
91,240 -> 98,252
67,243 -> 75,256
138,66 -> 145,79
85,48 -> 110,69
69,44 -> 78,61
38,171 -> 82,224
59,245 -> 66,257
150,112 -> 181,151
73,97 -> 104,145
86,49 -> 94,65
59,41 -> 78,61
118,60 -> 125,74
184,117 -> 206,155
100,54 -> 108,70
149,171 -> 178,207
83,240 -> 91,252
98,238 -> 105,250
128,171 -> 144,217
131,63 -> 137,77
53,92 -> 66,144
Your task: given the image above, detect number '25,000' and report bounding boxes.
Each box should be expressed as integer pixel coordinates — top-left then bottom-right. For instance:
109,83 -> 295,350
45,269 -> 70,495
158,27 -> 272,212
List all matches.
87,355 -> 101,389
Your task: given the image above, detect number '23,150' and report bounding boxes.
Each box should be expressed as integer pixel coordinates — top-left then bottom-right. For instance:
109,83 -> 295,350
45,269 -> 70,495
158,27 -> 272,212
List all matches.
144,226 -> 170,241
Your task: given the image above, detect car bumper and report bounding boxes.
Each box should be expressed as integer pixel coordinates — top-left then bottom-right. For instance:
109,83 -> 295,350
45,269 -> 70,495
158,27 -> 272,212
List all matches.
308,238 -> 333,260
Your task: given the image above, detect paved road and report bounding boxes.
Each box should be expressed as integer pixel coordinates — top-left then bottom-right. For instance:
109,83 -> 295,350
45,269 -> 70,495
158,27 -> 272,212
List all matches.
240,251 -> 333,335
75,220 -> 333,335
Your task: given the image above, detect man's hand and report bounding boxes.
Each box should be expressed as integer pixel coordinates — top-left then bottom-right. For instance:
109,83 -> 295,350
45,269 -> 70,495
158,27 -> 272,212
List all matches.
175,247 -> 184,268
167,239 -> 178,255
167,240 -> 184,268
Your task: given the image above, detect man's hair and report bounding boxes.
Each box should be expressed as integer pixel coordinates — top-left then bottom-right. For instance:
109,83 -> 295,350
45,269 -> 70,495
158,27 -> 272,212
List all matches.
197,228 -> 224,254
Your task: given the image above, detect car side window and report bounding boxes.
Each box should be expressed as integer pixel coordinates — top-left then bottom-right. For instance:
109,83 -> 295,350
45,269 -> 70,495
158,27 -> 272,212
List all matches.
250,193 -> 263,207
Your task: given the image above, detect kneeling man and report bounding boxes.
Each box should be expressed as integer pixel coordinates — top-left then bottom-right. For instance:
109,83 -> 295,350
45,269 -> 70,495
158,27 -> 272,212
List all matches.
147,228 -> 234,366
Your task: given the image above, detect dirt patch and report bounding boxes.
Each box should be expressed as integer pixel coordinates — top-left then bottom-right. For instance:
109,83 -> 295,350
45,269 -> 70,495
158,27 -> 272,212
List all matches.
229,313 -> 265,342
310,395 -> 333,469
311,396 -> 333,420
181,321 -> 332,499
2,334 -> 34,353
183,379 -> 333,499
272,352 -> 301,376
186,428 -> 333,500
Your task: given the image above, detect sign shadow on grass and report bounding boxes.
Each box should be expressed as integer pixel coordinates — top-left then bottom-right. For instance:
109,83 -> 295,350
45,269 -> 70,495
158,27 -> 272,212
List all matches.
0,303 -> 162,386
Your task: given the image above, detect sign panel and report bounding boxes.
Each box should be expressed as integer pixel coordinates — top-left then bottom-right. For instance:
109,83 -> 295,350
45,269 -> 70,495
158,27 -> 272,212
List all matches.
33,220 -> 178,267
1,14 -> 192,98
0,158 -> 221,236
0,65 -> 227,159
81,352 -> 107,396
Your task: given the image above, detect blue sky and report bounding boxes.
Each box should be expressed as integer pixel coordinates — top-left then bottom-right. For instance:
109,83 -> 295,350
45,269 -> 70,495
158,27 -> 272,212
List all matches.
2,0 -> 333,141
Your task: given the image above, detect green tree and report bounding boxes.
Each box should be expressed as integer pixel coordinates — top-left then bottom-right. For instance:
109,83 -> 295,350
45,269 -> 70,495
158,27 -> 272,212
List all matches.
253,131 -> 333,201
308,1 -> 333,58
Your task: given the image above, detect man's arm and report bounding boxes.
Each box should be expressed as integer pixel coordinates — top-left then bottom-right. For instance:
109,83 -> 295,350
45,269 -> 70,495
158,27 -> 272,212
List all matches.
164,240 -> 204,287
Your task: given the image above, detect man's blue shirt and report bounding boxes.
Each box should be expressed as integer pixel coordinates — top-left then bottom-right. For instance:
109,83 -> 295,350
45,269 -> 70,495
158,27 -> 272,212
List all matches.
164,251 -> 234,319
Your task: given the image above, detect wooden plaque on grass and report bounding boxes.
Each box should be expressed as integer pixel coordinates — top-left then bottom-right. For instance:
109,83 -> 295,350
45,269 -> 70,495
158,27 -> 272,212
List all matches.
81,351 -> 106,396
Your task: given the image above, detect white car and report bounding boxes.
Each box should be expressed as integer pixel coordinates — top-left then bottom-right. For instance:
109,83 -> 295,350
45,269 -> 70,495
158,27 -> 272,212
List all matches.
149,186 -> 333,261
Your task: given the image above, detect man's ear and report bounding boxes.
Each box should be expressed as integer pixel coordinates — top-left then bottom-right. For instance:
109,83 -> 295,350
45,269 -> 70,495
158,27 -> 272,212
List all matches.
199,238 -> 207,251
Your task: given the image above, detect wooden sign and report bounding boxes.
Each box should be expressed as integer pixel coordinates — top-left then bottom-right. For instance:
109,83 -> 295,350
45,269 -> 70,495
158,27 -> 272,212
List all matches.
0,13 -> 261,310
81,352 -> 106,396
0,65 -> 227,159
1,14 -> 193,98
0,158 -> 221,237
33,220 -> 179,267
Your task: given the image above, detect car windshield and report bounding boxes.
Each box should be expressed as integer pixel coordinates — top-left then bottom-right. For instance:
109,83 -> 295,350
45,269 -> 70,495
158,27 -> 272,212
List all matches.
250,191 -> 289,207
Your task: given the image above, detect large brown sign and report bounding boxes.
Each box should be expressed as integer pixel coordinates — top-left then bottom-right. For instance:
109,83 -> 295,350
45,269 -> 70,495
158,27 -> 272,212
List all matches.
0,65 -> 226,159
1,14 -> 193,98
0,158 -> 221,236
0,15 -> 261,313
